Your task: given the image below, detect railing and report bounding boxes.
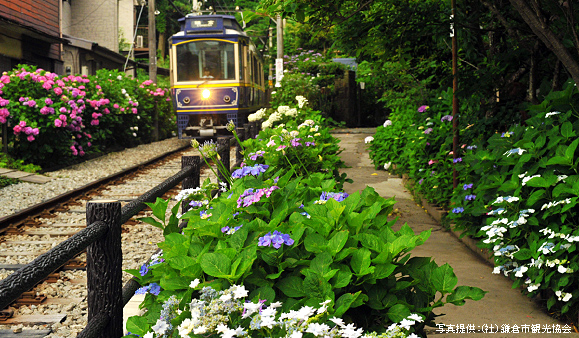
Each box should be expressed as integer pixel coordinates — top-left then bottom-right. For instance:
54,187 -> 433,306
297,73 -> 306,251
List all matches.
0,122 -> 260,338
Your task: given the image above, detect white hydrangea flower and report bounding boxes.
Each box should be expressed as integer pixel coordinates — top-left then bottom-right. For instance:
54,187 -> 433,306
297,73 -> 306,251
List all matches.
383,120 -> 392,127
364,136 -> 374,143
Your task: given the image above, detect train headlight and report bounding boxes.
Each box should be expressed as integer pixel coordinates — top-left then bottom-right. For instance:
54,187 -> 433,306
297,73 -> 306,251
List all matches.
223,95 -> 231,103
202,89 -> 211,99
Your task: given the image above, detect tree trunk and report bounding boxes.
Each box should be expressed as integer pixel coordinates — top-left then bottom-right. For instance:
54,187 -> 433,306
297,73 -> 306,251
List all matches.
509,0 -> 579,85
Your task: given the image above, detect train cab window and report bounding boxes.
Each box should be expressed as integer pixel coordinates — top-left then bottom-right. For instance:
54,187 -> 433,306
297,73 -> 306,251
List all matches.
175,40 -> 236,81
238,44 -> 244,81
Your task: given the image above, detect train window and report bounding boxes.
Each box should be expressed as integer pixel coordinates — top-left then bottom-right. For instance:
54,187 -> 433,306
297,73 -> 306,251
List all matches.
238,44 -> 244,81
175,40 -> 236,81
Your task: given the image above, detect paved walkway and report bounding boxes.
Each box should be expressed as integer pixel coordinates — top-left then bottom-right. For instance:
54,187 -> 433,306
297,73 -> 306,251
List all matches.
335,129 -> 574,337
0,168 -> 52,183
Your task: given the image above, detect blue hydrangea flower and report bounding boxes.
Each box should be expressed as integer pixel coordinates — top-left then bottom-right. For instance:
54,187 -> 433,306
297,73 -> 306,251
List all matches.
452,207 -> 464,213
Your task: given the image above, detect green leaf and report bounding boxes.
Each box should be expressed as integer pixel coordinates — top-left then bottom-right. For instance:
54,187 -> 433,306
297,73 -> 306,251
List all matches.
526,189 -> 545,206
167,256 -> 195,271
446,286 -> 487,305
304,232 -> 327,253
332,267 -> 353,288
513,248 -> 533,260
525,177 -> 551,188
310,253 -> 334,278
561,122 -> 575,138
546,156 -> 572,166
277,276 -> 306,297
125,316 -> 149,336
138,216 -> 163,229
372,263 -> 397,279
199,252 -> 231,277
565,138 -> 579,161
328,231 -> 349,256
432,263 -> 458,293
160,274 -> 191,290
150,198 -> 169,224
334,291 -> 362,317
351,248 -> 372,276
387,303 -> 411,323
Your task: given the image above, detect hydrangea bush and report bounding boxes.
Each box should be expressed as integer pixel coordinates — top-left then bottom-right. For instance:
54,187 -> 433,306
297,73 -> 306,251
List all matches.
446,93 -> 579,317
126,109 -> 485,337
131,284 -> 425,338
0,65 -> 174,168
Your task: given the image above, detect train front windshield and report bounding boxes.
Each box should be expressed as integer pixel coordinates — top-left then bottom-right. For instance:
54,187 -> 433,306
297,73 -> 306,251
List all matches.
176,40 -> 235,82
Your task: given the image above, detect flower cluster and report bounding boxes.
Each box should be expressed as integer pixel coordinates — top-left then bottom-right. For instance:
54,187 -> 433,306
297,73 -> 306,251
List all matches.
237,186 -> 279,208
441,115 -> 453,122
139,251 -> 165,277
258,230 -> 294,249
232,164 -> 269,179
140,284 -> 423,338
135,282 -> 161,296
314,191 -> 349,204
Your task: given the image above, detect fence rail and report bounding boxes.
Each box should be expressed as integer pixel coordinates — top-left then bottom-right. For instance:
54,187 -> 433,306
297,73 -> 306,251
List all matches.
0,121 -> 260,338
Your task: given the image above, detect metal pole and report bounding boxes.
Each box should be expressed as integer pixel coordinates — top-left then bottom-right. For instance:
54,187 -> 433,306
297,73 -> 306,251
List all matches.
276,15 -> 283,59
451,0 -> 459,189
148,0 -> 157,83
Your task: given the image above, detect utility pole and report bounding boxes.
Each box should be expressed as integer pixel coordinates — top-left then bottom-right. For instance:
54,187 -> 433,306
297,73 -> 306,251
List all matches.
148,0 -> 157,83
275,15 -> 283,87
451,0 -> 459,189
148,0 -> 158,141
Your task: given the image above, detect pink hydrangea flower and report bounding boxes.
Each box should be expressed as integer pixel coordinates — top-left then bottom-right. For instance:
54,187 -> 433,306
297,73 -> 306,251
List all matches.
27,135 -> 35,142
54,119 -> 62,127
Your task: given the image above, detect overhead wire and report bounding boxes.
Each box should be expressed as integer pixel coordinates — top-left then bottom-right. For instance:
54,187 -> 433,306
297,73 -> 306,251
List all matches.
124,3 -> 147,72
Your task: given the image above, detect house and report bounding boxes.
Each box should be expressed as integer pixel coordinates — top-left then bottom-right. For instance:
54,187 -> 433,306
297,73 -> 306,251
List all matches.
61,0 -> 137,76
0,0 -> 64,73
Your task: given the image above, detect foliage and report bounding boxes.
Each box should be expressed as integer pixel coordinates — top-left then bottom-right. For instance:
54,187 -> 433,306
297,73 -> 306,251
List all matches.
126,105 -> 485,337
0,152 -> 41,173
129,283 -> 426,338
0,65 -> 175,168
446,81 -> 579,317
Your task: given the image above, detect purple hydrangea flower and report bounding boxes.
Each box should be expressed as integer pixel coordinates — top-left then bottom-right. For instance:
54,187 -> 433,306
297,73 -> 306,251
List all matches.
465,195 -> 476,201
149,283 -> 161,295
463,183 -> 473,190
441,115 -> 453,122
453,158 -> 462,163
232,164 -> 269,179
424,128 -> 433,134
291,138 -> 302,147
452,207 -> 464,213
139,264 -> 149,276
258,230 -> 294,249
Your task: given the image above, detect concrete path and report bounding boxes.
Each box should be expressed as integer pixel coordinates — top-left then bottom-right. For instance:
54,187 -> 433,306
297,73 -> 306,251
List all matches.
334,129 -> 575,337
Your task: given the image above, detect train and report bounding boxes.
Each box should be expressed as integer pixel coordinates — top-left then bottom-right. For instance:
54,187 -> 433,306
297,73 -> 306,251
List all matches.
168,13 -> 266,138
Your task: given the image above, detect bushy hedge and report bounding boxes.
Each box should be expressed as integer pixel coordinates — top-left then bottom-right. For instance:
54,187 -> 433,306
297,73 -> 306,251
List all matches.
368,79 -> 579,320
125,97 -> 484,338
0,65 -> 175,168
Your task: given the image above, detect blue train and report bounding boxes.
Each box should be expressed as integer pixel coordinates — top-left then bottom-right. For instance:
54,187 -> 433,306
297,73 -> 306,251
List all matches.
169,14 -> 266,138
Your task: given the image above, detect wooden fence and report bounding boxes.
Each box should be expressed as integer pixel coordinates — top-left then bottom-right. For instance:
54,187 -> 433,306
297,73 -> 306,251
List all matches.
0,122 -> 260,338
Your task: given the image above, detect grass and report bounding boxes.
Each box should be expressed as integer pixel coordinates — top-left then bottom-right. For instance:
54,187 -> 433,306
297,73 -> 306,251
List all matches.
0,176 -> 19,188
0,152 -> 42,188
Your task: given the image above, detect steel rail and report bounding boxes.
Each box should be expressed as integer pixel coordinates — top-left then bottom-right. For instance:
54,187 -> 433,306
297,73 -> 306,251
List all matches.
0,143 -> 191,231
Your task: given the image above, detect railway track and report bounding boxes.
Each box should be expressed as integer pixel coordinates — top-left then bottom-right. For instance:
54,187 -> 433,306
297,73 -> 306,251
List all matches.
0,143 -> 237,337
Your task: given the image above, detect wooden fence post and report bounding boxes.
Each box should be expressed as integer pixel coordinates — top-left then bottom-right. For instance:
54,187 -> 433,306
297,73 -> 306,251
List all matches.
181,156 -> 200,214
217,137 -> 230,190
86,200 -> 122,338
235,127 -> 245,165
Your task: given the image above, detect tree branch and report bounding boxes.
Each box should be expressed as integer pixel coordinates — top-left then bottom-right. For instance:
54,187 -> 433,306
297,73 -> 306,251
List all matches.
509,0 -> 579,85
